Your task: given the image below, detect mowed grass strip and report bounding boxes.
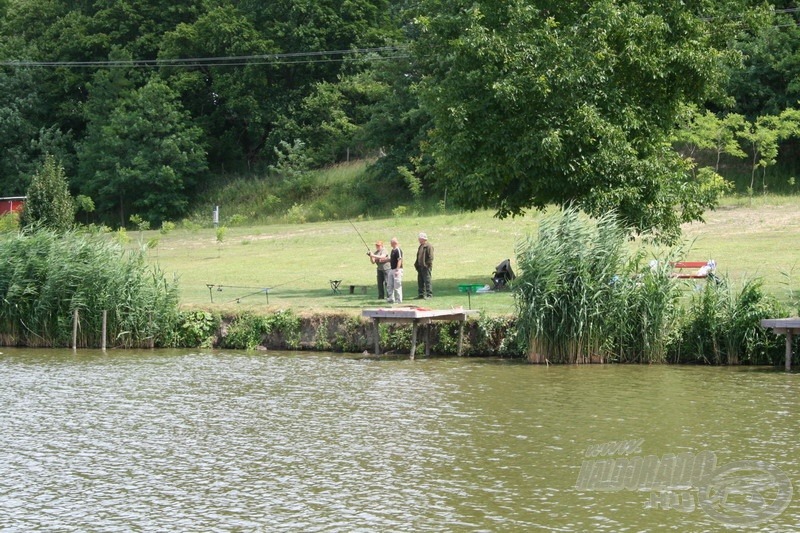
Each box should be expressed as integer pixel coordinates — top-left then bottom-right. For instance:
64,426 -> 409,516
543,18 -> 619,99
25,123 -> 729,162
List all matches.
143,199 -> 800,315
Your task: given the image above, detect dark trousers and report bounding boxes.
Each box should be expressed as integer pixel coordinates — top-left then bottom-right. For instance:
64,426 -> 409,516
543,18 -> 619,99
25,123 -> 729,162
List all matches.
377,269 -> 388,299
417,267 -> 432,297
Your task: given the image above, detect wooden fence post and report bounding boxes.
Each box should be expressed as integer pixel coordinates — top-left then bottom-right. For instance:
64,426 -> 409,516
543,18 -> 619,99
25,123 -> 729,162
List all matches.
72,309 -> 79,350
102,310 -> 107,351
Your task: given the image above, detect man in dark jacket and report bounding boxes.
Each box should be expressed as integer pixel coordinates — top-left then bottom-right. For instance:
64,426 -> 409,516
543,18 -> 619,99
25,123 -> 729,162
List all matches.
414,232 -> 434,299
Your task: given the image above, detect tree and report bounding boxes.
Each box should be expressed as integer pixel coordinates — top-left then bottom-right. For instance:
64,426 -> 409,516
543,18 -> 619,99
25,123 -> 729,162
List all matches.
673,106 -> 747,175
78,78 -> 208,226
159,1 -> 400,171
355,47 -> 435,208
157,4 -> 276,171
20,155 -> 76,232
0,67 -> 43,193
725,4 -> 800,118
412,0 -> 739,242
737,108 -> 800,194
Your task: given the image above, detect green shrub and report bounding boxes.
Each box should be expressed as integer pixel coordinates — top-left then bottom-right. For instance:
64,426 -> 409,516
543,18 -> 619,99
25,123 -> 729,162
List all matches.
332,315 -> 364,352
433,322 -> 460,354
476,313 -> 522,357
0,212 -> 19,233
313,316 -> 332,350
227,214 -> 248,226
284,203 -> 308,224
181,218 -> 202,232
20,155 -> 75,232
264,309 -> 301,349
160,221 -> 176,234
380,323 -> 412,352
221,313 -> 271,350
175,310 -> 219,348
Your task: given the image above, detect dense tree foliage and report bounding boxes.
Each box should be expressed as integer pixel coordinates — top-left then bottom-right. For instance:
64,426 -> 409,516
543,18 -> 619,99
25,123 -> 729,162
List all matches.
78,78 -> 207,225
724,3 -> 800,118
411,0 -> 741,241
0,0 -> 401,225
0,0 -> 797,233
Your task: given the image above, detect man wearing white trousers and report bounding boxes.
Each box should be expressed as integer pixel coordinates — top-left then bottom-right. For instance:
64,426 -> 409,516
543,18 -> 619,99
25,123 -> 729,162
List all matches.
386,237 -> 403,304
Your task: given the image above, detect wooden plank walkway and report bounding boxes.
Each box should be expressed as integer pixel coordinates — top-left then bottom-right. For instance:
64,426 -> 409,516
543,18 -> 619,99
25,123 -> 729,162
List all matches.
362,307 -> 477,359
760,318 -> 800,371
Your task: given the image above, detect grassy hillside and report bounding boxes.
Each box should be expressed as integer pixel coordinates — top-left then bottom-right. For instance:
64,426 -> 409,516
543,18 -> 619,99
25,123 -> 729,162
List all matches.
143,194 -> 800,317
187,159 -> 417,226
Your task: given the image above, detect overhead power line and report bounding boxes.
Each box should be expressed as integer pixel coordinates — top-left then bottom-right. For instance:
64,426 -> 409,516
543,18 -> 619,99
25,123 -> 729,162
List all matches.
1,6 -> 797,70
0,45 -> 409,69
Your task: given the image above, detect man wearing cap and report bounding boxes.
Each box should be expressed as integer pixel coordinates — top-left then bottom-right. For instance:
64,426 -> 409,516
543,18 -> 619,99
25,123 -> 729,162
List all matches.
368,240 -> 390,300
414,232 -> 434,299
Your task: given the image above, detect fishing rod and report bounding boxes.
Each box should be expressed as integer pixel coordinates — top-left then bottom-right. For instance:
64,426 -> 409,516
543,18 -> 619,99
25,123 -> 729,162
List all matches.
225,288 -> 269,305
215,276 -> 308,304
348,219 -> 372,255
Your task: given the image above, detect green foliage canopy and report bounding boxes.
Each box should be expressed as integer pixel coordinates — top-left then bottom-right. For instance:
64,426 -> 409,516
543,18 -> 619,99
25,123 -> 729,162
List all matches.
413,0 -> 738,242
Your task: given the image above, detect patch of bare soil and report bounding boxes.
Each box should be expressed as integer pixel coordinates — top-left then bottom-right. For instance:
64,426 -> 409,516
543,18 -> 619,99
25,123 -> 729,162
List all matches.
682,203 -> 800,237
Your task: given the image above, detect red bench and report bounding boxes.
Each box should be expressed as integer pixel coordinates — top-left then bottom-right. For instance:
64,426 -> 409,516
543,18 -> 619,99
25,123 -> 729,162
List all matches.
670,260 -> 716,279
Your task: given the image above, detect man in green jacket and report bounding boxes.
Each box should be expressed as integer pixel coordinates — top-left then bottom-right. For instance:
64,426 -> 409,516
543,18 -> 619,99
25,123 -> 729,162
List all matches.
414,232 -> 434,299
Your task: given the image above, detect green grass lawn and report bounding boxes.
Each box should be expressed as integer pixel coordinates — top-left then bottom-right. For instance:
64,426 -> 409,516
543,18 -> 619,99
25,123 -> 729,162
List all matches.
144,197 -> 800,316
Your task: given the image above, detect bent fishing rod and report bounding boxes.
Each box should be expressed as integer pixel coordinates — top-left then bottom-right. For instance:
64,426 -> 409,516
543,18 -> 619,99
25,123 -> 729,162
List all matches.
348,219 -> 372,255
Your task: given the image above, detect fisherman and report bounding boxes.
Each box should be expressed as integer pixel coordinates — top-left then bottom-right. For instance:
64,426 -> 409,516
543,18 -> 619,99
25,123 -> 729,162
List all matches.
414,232 -> 434,299
386,237 -> 403,304
368,240 -> 390,300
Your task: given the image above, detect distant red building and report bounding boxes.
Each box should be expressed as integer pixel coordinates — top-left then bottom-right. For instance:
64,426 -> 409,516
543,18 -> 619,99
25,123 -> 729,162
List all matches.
0,196 -> 26,215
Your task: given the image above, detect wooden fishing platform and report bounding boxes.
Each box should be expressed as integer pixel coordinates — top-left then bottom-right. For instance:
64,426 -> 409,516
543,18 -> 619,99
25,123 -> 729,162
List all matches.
362,307 -> 477,359
760,318 -> 800,371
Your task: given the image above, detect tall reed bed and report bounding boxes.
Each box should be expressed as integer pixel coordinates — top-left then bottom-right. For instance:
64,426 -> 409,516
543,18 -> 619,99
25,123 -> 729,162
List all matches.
514,207 -> 786,364
514,207 -> 673,363
0,229 -> 179,348
670,278 -> 786,365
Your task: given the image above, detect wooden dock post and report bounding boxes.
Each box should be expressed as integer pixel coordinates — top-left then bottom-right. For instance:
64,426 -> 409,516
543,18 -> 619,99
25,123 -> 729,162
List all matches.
760,318 -> 800,371
362,308 -> 477,359
373,318 -> 381,355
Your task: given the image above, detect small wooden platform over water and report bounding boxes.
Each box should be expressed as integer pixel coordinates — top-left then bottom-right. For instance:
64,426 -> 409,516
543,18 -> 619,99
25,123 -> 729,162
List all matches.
760,318 -> 800,371
362,307 -> 477,359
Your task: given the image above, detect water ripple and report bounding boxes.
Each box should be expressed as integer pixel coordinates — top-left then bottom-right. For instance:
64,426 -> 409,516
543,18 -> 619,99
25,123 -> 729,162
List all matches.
0,351 -> 797,531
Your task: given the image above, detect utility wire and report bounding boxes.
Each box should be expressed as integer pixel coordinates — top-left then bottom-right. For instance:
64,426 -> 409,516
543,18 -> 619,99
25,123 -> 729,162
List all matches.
1,46 -> 409,69
1,7 -> 796,70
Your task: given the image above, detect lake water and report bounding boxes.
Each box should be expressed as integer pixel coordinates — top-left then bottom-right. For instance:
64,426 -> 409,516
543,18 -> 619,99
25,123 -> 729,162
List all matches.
0,349 -> 797,532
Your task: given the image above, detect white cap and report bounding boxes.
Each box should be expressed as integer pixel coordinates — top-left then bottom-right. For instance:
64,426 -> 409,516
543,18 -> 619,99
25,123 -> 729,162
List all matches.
418,232 -> 427,240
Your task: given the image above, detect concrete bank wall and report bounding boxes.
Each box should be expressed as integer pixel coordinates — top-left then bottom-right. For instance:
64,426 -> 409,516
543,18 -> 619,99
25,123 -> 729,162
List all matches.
219,312 -> 520,358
